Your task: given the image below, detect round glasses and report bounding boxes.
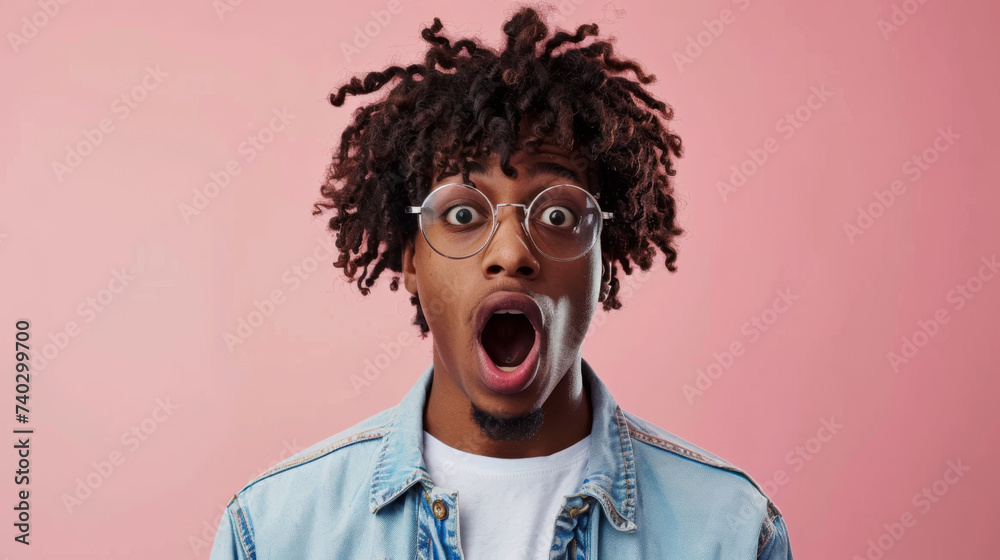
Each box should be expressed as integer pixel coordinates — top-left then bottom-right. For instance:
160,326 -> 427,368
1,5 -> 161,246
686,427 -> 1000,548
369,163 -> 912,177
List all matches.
405,183 -> 614,261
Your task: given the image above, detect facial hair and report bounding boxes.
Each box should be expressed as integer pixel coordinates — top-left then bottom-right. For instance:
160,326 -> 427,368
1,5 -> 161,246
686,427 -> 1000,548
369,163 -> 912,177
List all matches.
469,402 -> 546,441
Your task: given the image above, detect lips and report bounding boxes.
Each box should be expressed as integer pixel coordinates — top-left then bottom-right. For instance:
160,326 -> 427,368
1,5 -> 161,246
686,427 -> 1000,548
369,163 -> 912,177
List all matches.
474,292 -> 543,395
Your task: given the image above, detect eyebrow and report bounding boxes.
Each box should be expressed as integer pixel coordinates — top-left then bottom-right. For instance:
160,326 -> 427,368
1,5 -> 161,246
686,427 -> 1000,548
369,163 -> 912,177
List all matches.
447,160 -> 583,184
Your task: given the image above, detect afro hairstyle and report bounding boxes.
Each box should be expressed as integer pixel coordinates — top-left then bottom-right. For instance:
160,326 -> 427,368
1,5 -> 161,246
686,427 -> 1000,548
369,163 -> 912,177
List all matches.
312,5 -> 684,335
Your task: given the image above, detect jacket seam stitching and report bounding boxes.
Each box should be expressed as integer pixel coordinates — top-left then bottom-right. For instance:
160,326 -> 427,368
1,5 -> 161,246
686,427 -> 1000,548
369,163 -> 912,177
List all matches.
242,428 -> 386,490
231,497 -> 256,560
626,427 -> 719,465
613,407 -> 637,524
626,425 -> 782,516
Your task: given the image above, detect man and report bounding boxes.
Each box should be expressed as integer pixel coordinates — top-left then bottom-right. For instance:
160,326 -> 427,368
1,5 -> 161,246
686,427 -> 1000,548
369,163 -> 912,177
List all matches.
211,6 -> 792,559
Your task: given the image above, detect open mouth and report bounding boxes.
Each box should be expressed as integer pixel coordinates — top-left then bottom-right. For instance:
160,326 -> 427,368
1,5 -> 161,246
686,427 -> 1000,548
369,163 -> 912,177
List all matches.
480,311 -> 537,371
473,291 -> 543,394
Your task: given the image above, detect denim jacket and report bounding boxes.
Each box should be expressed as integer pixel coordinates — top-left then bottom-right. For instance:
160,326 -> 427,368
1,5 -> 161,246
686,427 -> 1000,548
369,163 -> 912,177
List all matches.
211,358 -> 793,559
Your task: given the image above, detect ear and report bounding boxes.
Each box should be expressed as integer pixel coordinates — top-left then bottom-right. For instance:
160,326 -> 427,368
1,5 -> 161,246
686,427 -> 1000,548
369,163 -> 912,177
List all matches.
402,236 -> 418,296
598,251 -> 613,303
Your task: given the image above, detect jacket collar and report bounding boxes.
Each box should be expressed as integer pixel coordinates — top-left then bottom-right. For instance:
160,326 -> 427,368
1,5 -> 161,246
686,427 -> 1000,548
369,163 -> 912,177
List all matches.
368,358 -> 638,532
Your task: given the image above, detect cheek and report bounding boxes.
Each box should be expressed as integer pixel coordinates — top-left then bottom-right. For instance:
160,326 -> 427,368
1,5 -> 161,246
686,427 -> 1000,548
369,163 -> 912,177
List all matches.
549,258 -> 603,349
414,248 -> 472,334
576,253 -> 603,307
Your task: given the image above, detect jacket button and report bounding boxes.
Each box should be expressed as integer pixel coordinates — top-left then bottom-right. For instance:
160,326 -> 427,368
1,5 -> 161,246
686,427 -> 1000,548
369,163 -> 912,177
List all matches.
432,499 -> 448,520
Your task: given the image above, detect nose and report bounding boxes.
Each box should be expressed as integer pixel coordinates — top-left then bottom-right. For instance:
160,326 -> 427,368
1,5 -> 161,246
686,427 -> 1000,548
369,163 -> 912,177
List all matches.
481,205 -> 540,278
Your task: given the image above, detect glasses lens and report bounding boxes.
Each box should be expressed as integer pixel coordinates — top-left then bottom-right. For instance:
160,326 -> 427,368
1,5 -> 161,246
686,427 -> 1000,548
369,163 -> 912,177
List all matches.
527,185 -> 601,260
420,184 -> 494,258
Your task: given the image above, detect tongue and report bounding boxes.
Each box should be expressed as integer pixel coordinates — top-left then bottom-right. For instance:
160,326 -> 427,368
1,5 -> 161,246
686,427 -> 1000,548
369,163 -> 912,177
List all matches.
481,313 -> 535,368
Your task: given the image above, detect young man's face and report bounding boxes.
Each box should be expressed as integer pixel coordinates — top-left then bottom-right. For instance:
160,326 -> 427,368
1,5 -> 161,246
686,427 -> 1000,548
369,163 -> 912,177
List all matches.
402,140 -> 612,440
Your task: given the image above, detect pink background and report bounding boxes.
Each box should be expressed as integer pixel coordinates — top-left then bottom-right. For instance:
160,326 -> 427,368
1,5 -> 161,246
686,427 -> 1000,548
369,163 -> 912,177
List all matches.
2,0 -> 998,557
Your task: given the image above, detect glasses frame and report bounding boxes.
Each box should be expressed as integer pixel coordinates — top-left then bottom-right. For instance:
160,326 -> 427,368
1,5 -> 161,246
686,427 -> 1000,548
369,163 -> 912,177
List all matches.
404,182 -> 614,261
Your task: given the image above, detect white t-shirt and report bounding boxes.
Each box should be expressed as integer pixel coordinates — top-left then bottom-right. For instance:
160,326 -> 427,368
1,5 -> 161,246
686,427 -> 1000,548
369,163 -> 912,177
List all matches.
422,431 -> 591,560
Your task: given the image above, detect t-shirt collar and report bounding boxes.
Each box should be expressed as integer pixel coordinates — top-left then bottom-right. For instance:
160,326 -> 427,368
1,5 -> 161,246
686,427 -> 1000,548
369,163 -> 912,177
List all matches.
368,357 -> 639,532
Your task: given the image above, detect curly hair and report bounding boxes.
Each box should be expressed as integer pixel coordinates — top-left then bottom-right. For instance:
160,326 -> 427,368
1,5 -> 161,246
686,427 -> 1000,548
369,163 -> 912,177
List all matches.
312,5 -> 684,335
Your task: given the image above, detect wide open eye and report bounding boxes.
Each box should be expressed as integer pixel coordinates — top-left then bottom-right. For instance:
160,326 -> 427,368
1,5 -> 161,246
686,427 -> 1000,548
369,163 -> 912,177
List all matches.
536,205 -> 577,229
443,204 -> 486,226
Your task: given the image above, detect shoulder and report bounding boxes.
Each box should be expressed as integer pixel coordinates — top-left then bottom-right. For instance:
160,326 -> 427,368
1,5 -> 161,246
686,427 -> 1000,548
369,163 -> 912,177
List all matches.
620,408 -> 790,557
622,408 -> 770,497
214,407 -> 398,559
255,406 -> 393,484
225,405 -> 395,508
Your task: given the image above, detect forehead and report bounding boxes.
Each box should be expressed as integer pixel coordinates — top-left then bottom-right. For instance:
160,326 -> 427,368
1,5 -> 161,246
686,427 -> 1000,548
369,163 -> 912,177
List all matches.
434,144 -> 593,192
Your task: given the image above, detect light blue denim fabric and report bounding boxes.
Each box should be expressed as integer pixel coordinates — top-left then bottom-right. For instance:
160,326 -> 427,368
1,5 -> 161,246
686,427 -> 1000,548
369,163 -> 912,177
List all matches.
211,358 -> 792,559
